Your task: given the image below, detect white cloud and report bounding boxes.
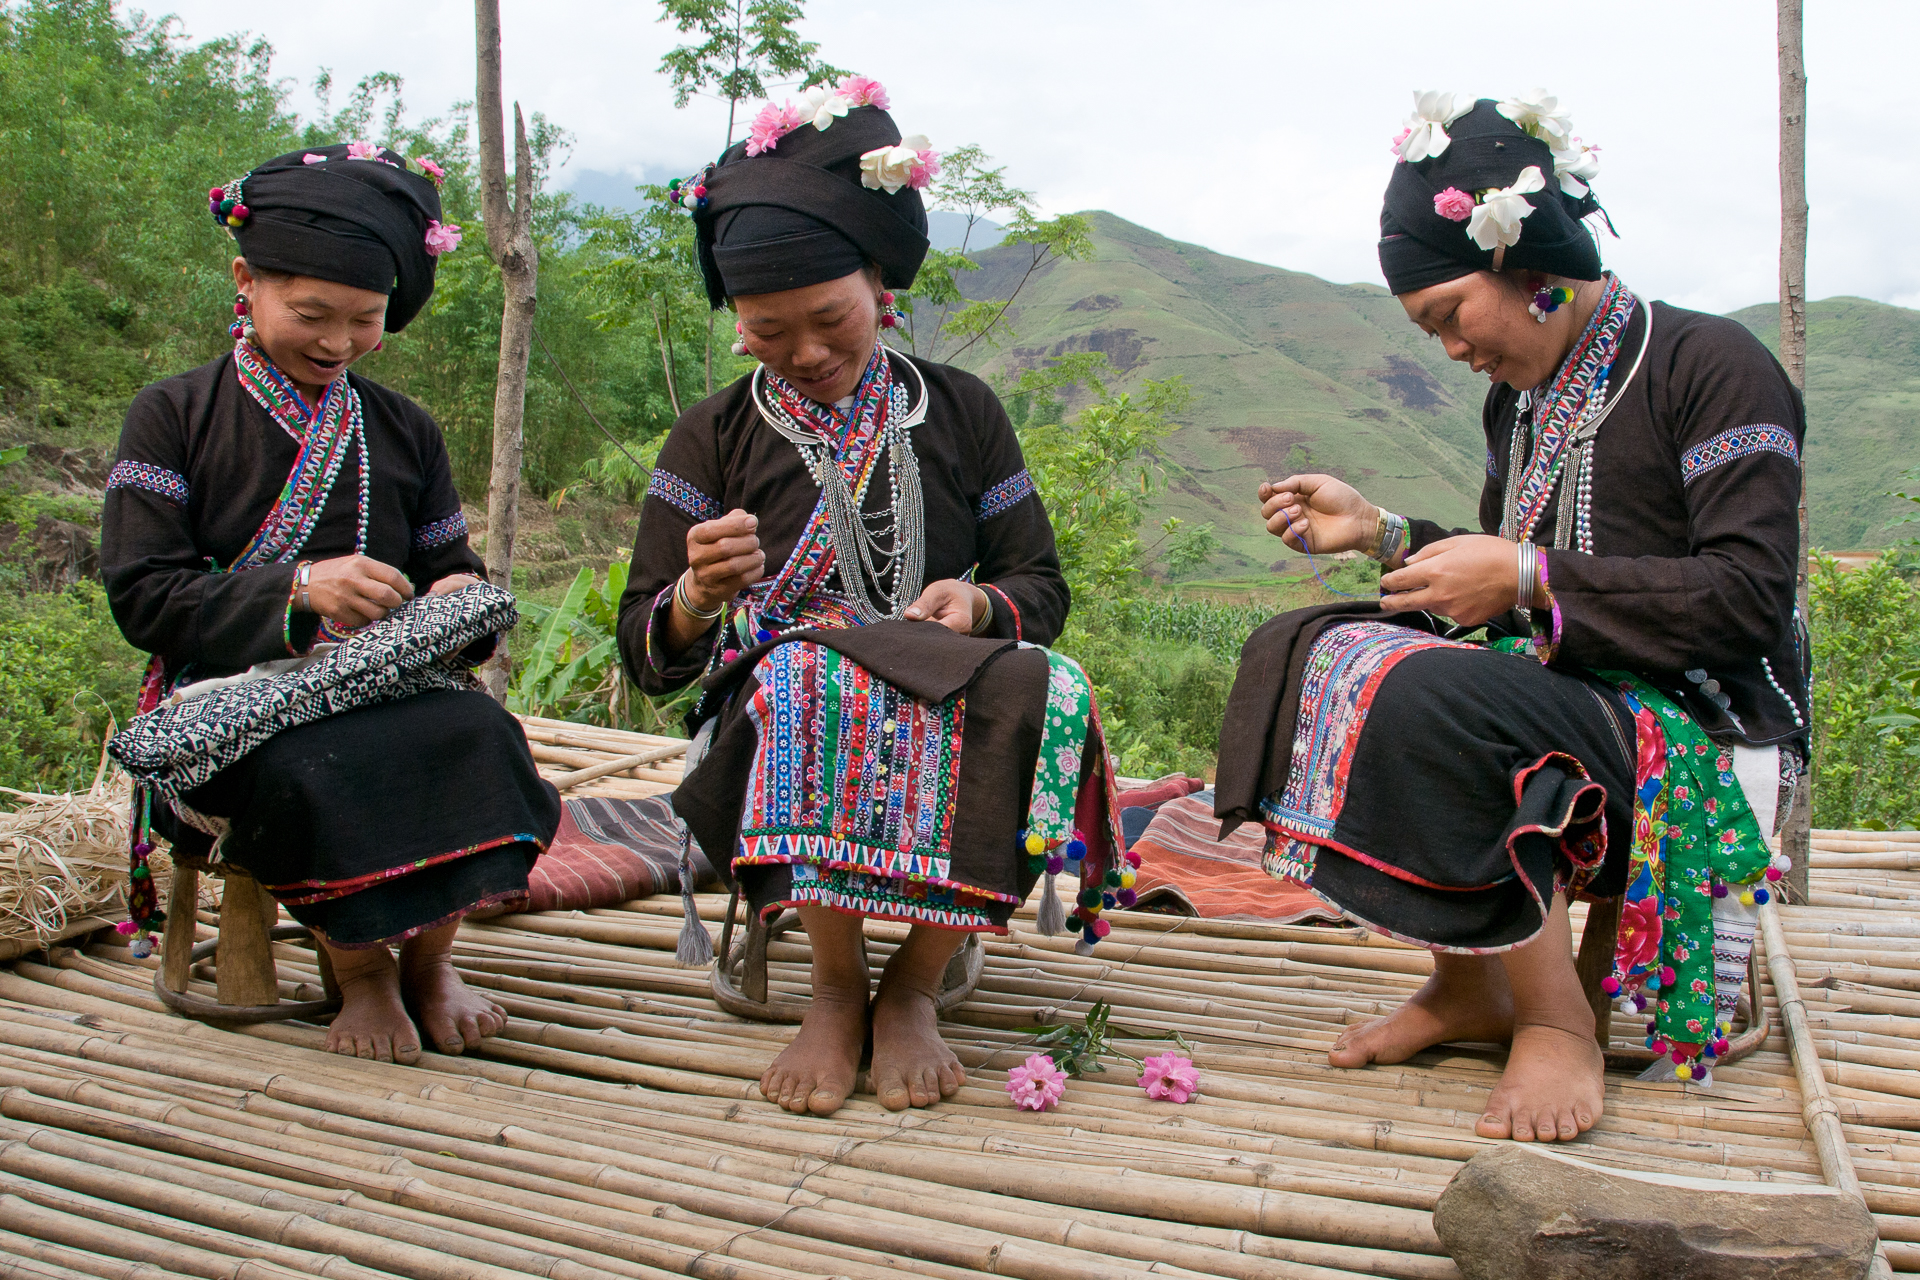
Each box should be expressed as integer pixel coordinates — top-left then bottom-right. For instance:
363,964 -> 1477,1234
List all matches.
148,0 -> 1917,313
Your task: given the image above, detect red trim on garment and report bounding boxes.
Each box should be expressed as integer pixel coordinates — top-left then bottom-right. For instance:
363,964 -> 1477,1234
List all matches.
757,896 -> 1010,934
319,888 -> 532,950
261,831 -> 546,904
982,584 -> 1021,640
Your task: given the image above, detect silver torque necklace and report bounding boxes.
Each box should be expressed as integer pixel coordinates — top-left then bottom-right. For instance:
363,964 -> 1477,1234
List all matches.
751,349 -> 932,624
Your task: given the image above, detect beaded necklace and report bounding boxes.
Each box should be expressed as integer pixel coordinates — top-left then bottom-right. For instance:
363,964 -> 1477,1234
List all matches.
229,338 -> 371,570
751,344 -> 926,628
1500,275 -> 1636,546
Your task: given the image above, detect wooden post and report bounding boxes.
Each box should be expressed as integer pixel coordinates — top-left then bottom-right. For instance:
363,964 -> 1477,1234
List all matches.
1573,896 -> 1622,1049
475,0 -> 539,703
160,865 -> 199,995
214,870 -> 280,1008
1779,0 -> 1812,904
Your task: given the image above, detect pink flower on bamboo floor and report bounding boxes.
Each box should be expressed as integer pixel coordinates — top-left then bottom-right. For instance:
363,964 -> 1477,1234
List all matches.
1007,1053 -> 1067,1111
1140,1052 -> 1199,1103
424,220 -> 463,256
1432,187 -> 1475,222
346,140 -> 381,161
837,75 -> 890,109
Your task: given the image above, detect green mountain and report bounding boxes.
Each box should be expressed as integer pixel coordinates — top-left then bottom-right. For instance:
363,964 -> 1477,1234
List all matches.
948,211 -> 1916,569
1730,297 -> 1920,550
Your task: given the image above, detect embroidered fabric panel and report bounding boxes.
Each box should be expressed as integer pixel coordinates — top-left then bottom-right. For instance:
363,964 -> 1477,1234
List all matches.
776,863 -> 1001,930
412,511 -> 468,550
735,640 -> 1002,899
1679,424 -> 1799,486
977,469 -> 1036,522
646,470 -> 724,524
1259,621 -> 1475,838
107,461 -> 190,505
230,340 -> 364,569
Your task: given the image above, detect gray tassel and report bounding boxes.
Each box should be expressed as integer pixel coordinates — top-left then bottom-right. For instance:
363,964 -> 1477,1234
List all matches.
675,828 -> 714,967
1036,872 -> 1065,936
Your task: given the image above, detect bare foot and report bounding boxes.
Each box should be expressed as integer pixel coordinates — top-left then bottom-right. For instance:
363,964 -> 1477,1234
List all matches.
760,991 -> 867,1115
322,945 -> 422,1064
1475,1021 -> 1606,1142
1330,954 -> 1515,1068
870,975 -> 965,1111
400,948 -> 506,1055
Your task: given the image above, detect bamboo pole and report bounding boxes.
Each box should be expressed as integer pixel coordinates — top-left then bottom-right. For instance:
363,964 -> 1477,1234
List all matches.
549,742 -> 689,791
1758,902 -> 1895,1279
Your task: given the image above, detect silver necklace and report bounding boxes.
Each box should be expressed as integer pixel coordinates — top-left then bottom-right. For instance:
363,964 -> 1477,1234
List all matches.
752,351 -> 931,624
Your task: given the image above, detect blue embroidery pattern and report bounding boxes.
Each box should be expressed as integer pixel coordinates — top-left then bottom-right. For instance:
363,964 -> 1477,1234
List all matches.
412,511 -> 468,550
106,461 -> 189,505
647,470 -> 723,523
1680,424 -> 1799,486
977,469 -> 1035,522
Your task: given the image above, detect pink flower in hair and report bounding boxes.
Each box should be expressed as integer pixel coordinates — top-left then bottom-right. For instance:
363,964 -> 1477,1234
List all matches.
424,219 -> 463,256
346,140 -> 381,161
303,152 -> 328,165
745,101 -> 805,157
1006,1053 -> 1067,1111
1390,126 -> 1411,158
910,147 -> 941,191
837,75 -> 890,110
1140,1052 -> 1200,1103
417,157 -> 446,183
1432,187 -> 1475,222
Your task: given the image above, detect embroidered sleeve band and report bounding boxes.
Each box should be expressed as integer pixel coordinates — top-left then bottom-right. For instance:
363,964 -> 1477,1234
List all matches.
982,584 -> 1022,640
107,461 -> 190,505
412,511 -> 468,550
977,469 -> 1036,522
647,470 -> 724,523
1680,424 -> 1799,486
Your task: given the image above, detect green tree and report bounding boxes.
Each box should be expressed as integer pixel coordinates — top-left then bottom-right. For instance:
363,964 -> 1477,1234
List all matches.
656,0 -> 845,148
1808,554 -> 1920,830
893,145 -> 1093,364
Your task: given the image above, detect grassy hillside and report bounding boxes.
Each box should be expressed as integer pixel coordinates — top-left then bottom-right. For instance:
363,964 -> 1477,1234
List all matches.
950,213 -> 1918,568
1731,297 -> 1920,550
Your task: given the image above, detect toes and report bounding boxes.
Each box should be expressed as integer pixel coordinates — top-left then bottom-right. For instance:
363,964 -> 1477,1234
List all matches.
1555,1107 -> 1579,1141
394,1034 -> 423,1066
809,1084 -> 850,1116
1476,1108 -> 1512,1140
457,1012 -> 483,1049
355,1036 -> 376,1060
938,1061 -> 966,1098
912,1067 -> 939,1107
875,1072 -> 911,1112
371,1034 -> 395,1064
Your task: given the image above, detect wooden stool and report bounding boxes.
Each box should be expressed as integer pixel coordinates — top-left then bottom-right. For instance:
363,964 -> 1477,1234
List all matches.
154,859 -> 342,1024
1575,895 -> 1768,1071
709,884 -> 986,1023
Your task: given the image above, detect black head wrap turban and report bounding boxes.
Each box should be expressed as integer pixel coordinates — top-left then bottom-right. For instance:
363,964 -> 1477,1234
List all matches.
692,107 -> 930,307
1378,99 -> 1604,296
225,143 -> 447,332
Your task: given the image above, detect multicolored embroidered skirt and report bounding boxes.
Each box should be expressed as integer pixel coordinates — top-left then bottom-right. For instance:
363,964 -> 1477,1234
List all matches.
1259,620 -> 1638,952
160,689 -> 561,948
732,639 -> 1051,931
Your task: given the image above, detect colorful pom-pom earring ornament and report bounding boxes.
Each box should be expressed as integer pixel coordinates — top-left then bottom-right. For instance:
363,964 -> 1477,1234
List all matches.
229,292 -> 252,342
879,291 -> 902,330
731,320 -> 750,357
1529,284 -> 1575,323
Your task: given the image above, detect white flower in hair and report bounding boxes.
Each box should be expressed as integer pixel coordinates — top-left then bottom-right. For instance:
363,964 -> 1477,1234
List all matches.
1497,89 -> 1574,148
801,84 -> 852,131
1552,136 -> 1601,197
1466,165 -> 1546,250
860,134 -> 932,194
1394,90 -> 1473,163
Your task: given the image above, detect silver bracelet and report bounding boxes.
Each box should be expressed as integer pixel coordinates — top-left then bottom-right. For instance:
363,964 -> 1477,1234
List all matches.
1367,509 -> 1409,564
1518,541 -> 1537,610
970,588 -> 994,636
674,569 -> 724,621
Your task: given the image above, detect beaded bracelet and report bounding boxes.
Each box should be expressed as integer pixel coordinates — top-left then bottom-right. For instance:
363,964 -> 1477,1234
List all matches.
1364,509 -> 1409,564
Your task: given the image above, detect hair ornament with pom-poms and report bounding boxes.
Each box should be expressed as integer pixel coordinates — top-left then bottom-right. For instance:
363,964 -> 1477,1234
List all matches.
208,174 -> 251,234
117,784 -> 166,960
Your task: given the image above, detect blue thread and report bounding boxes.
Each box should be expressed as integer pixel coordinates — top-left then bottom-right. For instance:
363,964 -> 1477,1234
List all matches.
1285,510 -> 1367,600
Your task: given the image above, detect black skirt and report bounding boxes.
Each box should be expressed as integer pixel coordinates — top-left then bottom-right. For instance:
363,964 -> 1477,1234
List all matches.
165,688 -> 560,947
1257,622 -> 1637,952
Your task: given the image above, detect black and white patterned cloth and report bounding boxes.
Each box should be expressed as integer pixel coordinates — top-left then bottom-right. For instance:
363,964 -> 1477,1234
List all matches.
109,583 -> 517,799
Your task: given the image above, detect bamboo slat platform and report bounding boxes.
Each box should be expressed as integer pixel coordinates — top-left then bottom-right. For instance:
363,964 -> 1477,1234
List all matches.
0,830 -> 1916,1278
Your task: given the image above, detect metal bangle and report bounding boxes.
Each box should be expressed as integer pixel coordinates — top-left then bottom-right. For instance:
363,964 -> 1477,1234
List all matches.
675,570 -> 724,621
970,588 -> 994,636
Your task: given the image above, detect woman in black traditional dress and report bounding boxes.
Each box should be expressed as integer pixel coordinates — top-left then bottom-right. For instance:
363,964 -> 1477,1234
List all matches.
1217,93 -> 1807,1142
618,79 -> 1120,1117
101,144 -> 559,1063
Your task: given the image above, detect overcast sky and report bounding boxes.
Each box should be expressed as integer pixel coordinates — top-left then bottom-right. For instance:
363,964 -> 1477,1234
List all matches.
148,0 -> 1915,315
